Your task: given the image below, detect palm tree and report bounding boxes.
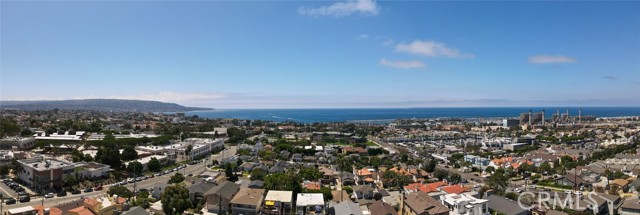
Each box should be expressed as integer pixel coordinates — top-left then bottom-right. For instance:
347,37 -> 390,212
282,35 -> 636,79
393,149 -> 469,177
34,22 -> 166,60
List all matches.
185,145 -> 193,163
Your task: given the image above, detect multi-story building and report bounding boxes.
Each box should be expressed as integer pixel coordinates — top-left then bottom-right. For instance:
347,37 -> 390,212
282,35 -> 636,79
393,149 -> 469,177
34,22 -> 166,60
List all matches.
230,188 -> 265,215
136,138 -> 224,162
439,193 -> 489,215
17,157 -> 109,192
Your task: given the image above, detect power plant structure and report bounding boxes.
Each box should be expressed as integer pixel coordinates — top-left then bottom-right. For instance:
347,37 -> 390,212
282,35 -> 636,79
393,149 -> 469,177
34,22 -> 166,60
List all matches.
519,108 -> 594,126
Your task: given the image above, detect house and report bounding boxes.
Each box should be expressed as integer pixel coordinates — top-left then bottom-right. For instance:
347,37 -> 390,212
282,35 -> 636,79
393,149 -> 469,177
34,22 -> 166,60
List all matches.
339,171 -> 356,185
612,179 -> 630,192
65,206 -> 94,215
331,190 -> 350,204
152,182 -> 167,199
597,193 -> 622,215
264,190 -> 293,215
230,188 -> 265,215
353,185 -> 376,199
33,206 -> 63,215
204,181 -> 241,214
401,192 -> 449,215
555,174 -> 585,188
629,178 -> 640,193
292,153 -> 303,162
441,185 -> 470,195
620,197 -> 640,215
486,194 -> 530,215
8,206 -> 37,215
330,201 -> 363,215
296,193 -> 325,215
369,200 -> 397,215
439,193 -> 489,215
187,182 -> 215,202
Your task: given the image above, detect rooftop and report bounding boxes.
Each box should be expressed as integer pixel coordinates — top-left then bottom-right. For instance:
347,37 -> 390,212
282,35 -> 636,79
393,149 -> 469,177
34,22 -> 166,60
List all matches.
19,157 -> 72,171
265,190 -> 293,203
296,193 -> 324,206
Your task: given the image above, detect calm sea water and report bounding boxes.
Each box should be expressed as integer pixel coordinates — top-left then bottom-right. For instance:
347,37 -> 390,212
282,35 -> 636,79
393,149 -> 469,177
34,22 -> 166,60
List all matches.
185,107 -> 640,123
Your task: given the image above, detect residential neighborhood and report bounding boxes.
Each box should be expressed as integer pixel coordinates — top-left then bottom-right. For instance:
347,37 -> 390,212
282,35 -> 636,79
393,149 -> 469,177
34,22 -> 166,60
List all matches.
1,109 -> 640,215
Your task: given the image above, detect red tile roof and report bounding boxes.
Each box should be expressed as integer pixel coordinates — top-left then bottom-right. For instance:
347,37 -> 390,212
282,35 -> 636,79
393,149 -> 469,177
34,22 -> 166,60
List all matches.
33,206 -> 63,215
441,185 -> 469,194
68,206 -> 94,215
404,183 -> 437,193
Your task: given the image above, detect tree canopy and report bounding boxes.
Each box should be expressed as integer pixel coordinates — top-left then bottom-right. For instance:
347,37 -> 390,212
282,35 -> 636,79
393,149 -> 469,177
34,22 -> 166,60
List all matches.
161,185 -> 192,215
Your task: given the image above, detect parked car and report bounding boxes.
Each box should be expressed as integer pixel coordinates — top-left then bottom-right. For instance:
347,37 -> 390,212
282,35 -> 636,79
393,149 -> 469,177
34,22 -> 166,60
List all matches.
84,187 -> 93,193
514,188 -> 522,193
5,198 -> 17,204
57,191 -> 67,197
19,196 -> 30,203
71,189 -> 81,195
94,186 -> 103,191
45,193 -> 55,198
128,178 -> 135,183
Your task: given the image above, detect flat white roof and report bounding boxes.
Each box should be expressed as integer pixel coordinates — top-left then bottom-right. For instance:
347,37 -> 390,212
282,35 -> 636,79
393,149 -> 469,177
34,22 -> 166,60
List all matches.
8,206 -> 35,214
265,190 -> 293,203
442,193 -> 488,205
296,193 -> 324,206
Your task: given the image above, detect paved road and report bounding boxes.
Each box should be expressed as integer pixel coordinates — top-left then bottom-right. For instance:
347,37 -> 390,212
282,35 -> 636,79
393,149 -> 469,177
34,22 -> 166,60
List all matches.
367,136 -> 399,154
1,159 -> 213,212
0,183 -> 18,199
212,146 -> 237,162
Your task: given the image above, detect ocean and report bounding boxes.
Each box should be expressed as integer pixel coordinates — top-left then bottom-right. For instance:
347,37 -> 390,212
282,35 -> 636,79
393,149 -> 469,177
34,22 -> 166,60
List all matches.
184,107 -> 640,123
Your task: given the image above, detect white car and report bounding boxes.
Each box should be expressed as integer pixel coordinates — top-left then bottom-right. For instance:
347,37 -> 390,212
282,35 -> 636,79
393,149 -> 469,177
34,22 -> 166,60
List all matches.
44,193 -> 54,198
564,190 -> 572,194
529,185 -> 537,189
514,188 -> 522,193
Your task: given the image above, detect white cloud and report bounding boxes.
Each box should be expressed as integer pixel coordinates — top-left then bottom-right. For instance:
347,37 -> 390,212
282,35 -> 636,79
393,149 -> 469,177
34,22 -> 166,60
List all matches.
379,58 -> 426,69
528,55 -> 577,64
357,34 -> 369,39
395,40 -> 474,58
298,0 -> 379,17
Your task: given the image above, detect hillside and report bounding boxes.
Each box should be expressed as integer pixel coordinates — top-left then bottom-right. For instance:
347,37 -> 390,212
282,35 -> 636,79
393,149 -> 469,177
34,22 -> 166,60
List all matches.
0,99 -> 213,112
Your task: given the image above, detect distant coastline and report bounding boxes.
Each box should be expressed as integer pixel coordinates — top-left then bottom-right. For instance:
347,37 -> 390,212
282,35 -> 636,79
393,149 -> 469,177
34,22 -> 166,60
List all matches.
0,99 -> 213,112
185,107 -> 640,123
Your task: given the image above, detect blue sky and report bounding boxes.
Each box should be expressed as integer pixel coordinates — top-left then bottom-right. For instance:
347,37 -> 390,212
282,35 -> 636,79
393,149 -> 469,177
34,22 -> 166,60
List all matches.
1,0 -> 639,108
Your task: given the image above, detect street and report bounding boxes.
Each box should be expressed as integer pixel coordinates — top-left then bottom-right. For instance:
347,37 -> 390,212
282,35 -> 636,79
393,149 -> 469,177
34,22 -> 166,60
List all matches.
1,159 -> 212,212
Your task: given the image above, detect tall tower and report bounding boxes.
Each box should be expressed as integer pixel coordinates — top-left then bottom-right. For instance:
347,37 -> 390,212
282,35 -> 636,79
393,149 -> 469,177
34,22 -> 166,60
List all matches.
557,109 -> 560,122
542,109 -> 545,126
529,109 -> 533,126
579,108 -> 582,124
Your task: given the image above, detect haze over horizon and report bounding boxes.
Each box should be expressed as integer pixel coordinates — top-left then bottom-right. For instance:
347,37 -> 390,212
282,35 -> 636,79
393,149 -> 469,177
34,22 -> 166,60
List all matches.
2,1 -> 639,109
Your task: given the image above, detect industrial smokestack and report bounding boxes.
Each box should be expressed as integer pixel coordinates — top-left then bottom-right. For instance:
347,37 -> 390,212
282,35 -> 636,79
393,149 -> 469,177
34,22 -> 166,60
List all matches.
579,108 -> 582,124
